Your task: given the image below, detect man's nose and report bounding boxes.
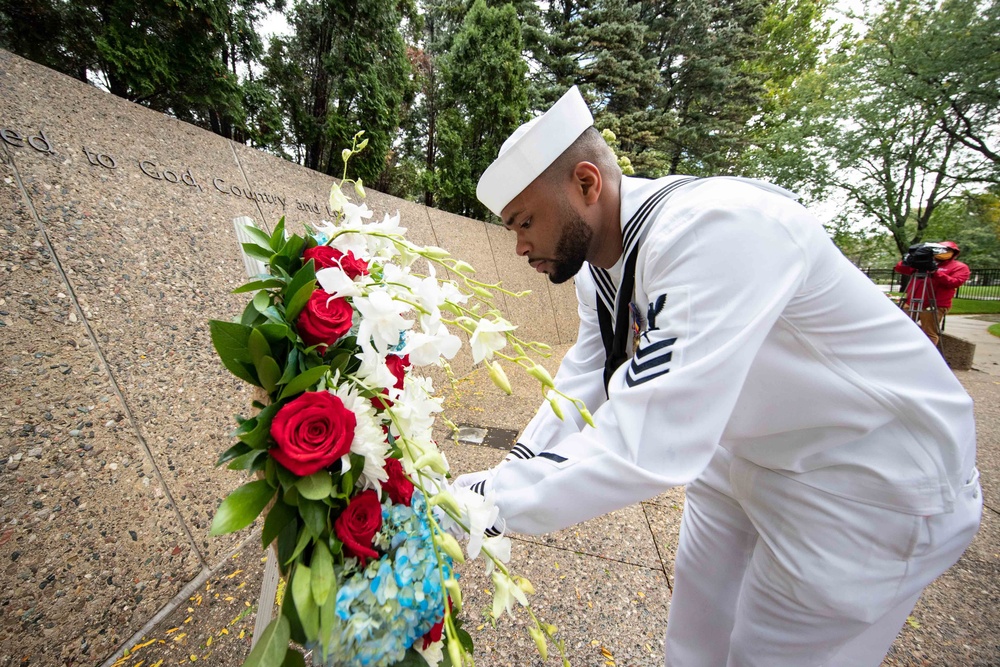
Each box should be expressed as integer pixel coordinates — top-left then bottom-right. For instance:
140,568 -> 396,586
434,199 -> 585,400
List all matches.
515,233 -> 531,257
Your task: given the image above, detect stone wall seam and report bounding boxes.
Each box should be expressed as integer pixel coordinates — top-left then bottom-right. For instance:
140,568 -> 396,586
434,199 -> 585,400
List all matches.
228,139 -> 272,235
481,219 -> 513,317
4,148 -> 210,571
97,529 -> 263,667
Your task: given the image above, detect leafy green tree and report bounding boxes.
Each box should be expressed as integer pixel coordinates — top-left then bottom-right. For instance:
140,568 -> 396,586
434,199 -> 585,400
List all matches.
738,0 -> 832,176
884,0 -> 1000,177
628,0 -> 768,176
753,0 -> 994,256
0,0 -> 278,141
924,189 -> 1000,266
262,0 -> 411,184
434,0 -> 529,219
826,220 -> 900,269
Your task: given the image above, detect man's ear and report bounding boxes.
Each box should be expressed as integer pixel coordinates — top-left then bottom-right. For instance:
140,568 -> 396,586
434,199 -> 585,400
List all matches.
573,161 -> 602,205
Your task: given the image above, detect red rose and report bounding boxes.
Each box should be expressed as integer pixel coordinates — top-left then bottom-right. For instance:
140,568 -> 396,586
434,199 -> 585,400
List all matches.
335,489 -> 382,565
269,391 -> 356,476
370,354 -> 411,410
382,457 -> 414,506
297,289 -> 353,351
422,619 -> 444,649
303,246 -> 369,279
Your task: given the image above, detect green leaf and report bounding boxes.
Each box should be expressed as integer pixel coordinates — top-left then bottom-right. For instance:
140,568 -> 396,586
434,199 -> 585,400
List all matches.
278,365 -> 329,400
226,448 -> 266,471
238,402 -> 280,450
280,587 -> 307,643
277,348 -> 302,385
397,649 -> 432,667
253,290 -> 272,314
241,299 -> 264,327
209,479 -> 276,536
276,520 -> 299,576
209,320 -> 258,385
249,328 -> 274,367
310,541 -> 334,605
262,497 -> 297,550
242,224 -> 276,250
291,563 -> 319,640
298,498 -> 328,539
216,441 -> 251,466
242,242 -> 275,263
296,471 -> 333,500
457,627 -> 474,654
280,235 -> 306,262
270,217 -> 286,250
233,278 -> 286,294
256,356 -> 282,394
318,583 -> 338,664
284,279 -> 317,322
288,526 -> 312,564
260,322 -> 292,344
286,260 -> 318,305
240,616 -> 289,667
280,648 -> 307,667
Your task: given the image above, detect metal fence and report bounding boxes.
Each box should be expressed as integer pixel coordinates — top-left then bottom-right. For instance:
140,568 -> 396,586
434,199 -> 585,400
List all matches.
858,267 -> 1000,300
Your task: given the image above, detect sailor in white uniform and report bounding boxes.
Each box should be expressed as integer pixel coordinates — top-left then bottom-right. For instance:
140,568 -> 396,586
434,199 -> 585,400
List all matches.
457,86 -> 982,666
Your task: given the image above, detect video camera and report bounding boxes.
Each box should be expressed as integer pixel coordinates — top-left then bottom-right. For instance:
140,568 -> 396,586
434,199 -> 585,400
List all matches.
902,243 -> 949,272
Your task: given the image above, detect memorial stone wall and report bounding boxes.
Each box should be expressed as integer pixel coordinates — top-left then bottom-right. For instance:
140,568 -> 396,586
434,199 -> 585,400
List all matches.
0,49 -> 577,665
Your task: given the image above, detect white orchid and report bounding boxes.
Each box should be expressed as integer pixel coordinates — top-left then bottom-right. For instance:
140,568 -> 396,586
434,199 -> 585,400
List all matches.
402,320 -> 462,366
315,266 -> 367,299
470,316 -> 517,363
329,182 -> 350,213
354,346 -> 399,390
416,640 -> 444,667
449,486 -> 501,560
491,569 -> 528,620
354,289 -> 414,353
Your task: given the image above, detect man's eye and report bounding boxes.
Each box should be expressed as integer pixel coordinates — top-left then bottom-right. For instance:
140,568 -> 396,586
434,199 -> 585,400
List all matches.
520,219 -> 531,229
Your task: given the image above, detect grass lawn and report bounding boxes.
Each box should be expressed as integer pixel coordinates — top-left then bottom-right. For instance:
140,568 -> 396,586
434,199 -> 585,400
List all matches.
989,323 -> 1000,338
887,294 -> 1000,316
949,298 -> 1000,315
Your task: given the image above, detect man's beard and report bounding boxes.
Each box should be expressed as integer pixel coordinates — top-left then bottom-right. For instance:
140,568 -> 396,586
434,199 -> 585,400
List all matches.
548,209 -> 593,284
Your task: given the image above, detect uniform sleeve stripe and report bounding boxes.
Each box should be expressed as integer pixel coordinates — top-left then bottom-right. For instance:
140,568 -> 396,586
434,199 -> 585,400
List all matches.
507,443 -> 534,460
634,337 -> 677,360
629,350 -> 673,374
537,452 -> 568,463
625,367 -> 670,387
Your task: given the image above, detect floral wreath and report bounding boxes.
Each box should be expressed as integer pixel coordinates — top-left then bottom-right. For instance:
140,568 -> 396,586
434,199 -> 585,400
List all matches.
209,133 -> 593,667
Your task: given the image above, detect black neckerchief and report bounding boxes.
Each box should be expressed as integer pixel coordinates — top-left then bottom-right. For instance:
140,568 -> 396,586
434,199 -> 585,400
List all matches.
591,177 -> 698,393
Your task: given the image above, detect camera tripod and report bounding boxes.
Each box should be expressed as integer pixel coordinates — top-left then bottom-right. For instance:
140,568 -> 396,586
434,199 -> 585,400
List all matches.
900,271 -> 945,350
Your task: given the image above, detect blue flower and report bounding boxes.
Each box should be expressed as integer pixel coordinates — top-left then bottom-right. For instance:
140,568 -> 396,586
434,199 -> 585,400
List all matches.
321,493 -> 457,667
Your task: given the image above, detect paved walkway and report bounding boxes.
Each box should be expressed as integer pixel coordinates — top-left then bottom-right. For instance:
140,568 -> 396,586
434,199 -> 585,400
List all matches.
944,315 -> 1000,375
105,322 -> 1000,667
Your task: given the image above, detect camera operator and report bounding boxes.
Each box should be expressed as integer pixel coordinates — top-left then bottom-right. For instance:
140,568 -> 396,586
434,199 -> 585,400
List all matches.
894,241 -> 971,345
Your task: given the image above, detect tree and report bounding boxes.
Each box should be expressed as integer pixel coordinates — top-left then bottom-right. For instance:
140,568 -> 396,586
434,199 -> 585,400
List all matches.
924,189 -> 1000,266
885,0 -> 1000,178
627,0 -> 768,176
434,0 -> 529,219
0,0 -> 278,141
262,0 -> 411,184
751,0 -> 995,256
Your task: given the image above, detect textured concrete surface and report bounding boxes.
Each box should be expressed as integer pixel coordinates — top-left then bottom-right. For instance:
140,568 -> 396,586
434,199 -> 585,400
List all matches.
3,47 -> 1000,667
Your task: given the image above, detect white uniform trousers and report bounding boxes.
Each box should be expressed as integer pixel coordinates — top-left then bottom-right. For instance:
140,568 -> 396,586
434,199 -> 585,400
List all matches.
664,452 -> 982,667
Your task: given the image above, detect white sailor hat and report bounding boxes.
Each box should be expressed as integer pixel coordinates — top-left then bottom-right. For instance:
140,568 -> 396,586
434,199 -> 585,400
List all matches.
476,85 -> 594,218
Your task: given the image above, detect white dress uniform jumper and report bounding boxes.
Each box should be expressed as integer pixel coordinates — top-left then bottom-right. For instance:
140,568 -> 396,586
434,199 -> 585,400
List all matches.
462,86 -> 981,666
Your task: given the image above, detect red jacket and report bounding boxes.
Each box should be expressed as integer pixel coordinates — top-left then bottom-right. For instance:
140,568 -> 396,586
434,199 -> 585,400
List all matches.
894,258 -> 971,309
